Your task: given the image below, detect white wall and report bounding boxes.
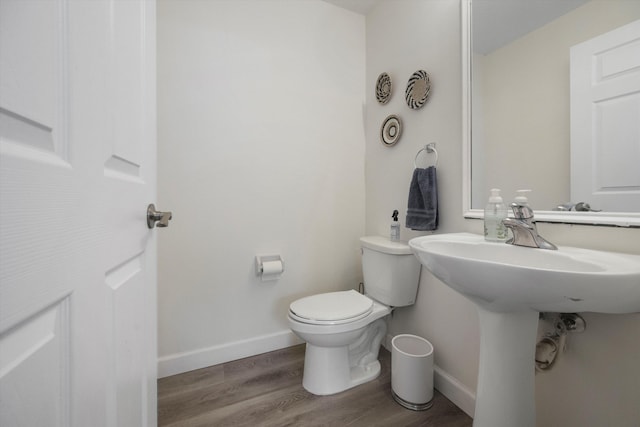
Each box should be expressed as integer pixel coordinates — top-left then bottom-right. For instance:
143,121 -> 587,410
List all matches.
365,0 -> 479,414
364,1 -> 640,426
156,0 -> 366,377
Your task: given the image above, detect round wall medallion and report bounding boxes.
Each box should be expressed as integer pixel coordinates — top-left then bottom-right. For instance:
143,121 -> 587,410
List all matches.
405,70 -> 431,109
376,72 -> 392,104
380,115 -> 402,146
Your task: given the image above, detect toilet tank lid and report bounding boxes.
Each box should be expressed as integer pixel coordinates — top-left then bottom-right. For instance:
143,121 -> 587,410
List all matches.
360,236 -> 412,255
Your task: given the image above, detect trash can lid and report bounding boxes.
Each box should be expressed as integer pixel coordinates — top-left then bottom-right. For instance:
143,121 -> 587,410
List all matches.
392,334 -> 433,357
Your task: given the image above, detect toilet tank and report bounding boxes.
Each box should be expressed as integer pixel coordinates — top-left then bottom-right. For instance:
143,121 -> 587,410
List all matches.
360,236 -> 421,307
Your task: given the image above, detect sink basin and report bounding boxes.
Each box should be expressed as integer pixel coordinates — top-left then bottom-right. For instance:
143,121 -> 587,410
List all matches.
409,232 -> 640,313
408,233 -> 640,427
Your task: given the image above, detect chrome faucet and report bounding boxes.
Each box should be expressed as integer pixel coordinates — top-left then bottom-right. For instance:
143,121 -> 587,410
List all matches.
502,202 -> 557,250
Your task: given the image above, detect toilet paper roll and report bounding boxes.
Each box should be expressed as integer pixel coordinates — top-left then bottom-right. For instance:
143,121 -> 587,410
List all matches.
262,260 -> 283,275
261,260 -> 283,280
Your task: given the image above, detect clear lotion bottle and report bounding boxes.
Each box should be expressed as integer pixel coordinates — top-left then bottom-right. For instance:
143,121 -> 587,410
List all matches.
484,188 -> 508,242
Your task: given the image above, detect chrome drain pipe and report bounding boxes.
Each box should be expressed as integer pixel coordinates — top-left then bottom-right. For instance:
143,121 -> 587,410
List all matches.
535,313 -> 586,372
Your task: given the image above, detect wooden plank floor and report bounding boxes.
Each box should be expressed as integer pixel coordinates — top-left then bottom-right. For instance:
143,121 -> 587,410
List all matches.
158,344 -> 473,426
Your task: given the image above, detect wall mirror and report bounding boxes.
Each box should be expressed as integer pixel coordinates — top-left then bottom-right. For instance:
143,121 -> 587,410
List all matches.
462,0 -> 640,227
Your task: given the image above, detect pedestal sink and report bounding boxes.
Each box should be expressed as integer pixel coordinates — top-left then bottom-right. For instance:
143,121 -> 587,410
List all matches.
409,233 -> 640,427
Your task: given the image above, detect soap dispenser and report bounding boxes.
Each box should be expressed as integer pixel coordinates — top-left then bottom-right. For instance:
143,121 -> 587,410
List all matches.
514,189 -> 532,206
390,210 -> 400,241
484,189 -> 508,242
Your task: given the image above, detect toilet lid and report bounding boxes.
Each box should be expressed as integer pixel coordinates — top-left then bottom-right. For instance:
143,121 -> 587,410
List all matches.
290,290 -> 373,323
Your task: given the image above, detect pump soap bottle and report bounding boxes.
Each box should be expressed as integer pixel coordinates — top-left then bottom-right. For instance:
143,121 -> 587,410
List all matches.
514,189 -> 532,207
484,188 -> 508,242
390,210 -> 400,241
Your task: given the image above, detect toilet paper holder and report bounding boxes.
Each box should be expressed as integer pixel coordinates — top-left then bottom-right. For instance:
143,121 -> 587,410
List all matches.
255,254 -> 285,276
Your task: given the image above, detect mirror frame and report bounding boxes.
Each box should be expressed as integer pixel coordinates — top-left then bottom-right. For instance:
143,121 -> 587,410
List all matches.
461,0 -> 640,227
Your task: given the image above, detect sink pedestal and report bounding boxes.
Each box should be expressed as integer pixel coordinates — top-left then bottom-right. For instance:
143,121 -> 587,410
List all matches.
473,306 -> 538,427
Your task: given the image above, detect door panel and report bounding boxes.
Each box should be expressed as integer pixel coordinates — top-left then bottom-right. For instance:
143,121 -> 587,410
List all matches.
0,1 -> 157,426
106,254 -> 145,427
570,19 -> 640,212
0,297 -> 70,427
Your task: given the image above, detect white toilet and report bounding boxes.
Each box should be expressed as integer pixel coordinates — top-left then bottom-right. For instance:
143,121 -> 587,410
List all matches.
287,236 -> 421,395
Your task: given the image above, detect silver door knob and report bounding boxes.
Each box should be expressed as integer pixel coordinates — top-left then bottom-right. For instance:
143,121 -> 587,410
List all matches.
147,204 -> 172,228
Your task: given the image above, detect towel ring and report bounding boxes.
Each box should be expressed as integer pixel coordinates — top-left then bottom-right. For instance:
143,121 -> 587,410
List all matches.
414,143 -> 438,169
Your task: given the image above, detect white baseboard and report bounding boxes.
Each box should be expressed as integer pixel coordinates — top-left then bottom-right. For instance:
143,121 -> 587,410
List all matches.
384,334 -> 476,418
157,330 -> 304,378
433,365 -> 476,417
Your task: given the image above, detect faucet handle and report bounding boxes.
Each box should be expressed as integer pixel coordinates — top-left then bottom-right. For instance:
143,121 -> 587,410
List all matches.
510,202 -> 534,220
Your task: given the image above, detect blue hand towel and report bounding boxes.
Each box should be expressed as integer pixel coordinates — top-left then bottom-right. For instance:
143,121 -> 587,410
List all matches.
406,166 -> 438,231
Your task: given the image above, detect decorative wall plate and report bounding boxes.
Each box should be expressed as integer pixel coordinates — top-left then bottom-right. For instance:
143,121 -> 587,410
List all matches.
376,72 -> 392,104
380,115 -> 402,146
405,70 -> 431,109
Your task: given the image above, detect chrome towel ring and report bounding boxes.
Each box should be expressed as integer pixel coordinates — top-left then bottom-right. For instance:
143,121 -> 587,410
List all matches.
414,143 -> 438,169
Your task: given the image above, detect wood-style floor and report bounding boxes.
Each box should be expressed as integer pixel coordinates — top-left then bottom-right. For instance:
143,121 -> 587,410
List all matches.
158,344 -> 473,426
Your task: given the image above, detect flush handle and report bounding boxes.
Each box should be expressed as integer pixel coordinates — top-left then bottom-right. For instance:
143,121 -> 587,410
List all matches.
147,204 -> 172,229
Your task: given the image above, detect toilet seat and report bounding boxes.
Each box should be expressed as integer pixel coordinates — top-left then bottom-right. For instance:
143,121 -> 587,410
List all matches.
289,290 -> 373,325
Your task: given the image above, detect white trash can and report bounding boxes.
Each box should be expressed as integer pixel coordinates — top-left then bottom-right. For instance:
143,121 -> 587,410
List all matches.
391,334 -> 434,411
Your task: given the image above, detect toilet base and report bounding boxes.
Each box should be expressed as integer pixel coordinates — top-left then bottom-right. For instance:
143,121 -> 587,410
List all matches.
302,343 -> 382,395
350,360 -> 382,389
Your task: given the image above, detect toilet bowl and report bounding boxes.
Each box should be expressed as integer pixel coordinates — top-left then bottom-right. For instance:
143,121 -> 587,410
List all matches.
288,236 -> 421,395
288,290 -> 390,395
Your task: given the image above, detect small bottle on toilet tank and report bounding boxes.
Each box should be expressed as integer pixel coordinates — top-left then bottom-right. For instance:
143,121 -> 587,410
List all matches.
390,210 -> 400,241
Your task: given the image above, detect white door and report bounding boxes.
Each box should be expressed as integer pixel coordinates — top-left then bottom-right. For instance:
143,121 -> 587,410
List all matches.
0,1 -> 158,426
570,19 -> 640,212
